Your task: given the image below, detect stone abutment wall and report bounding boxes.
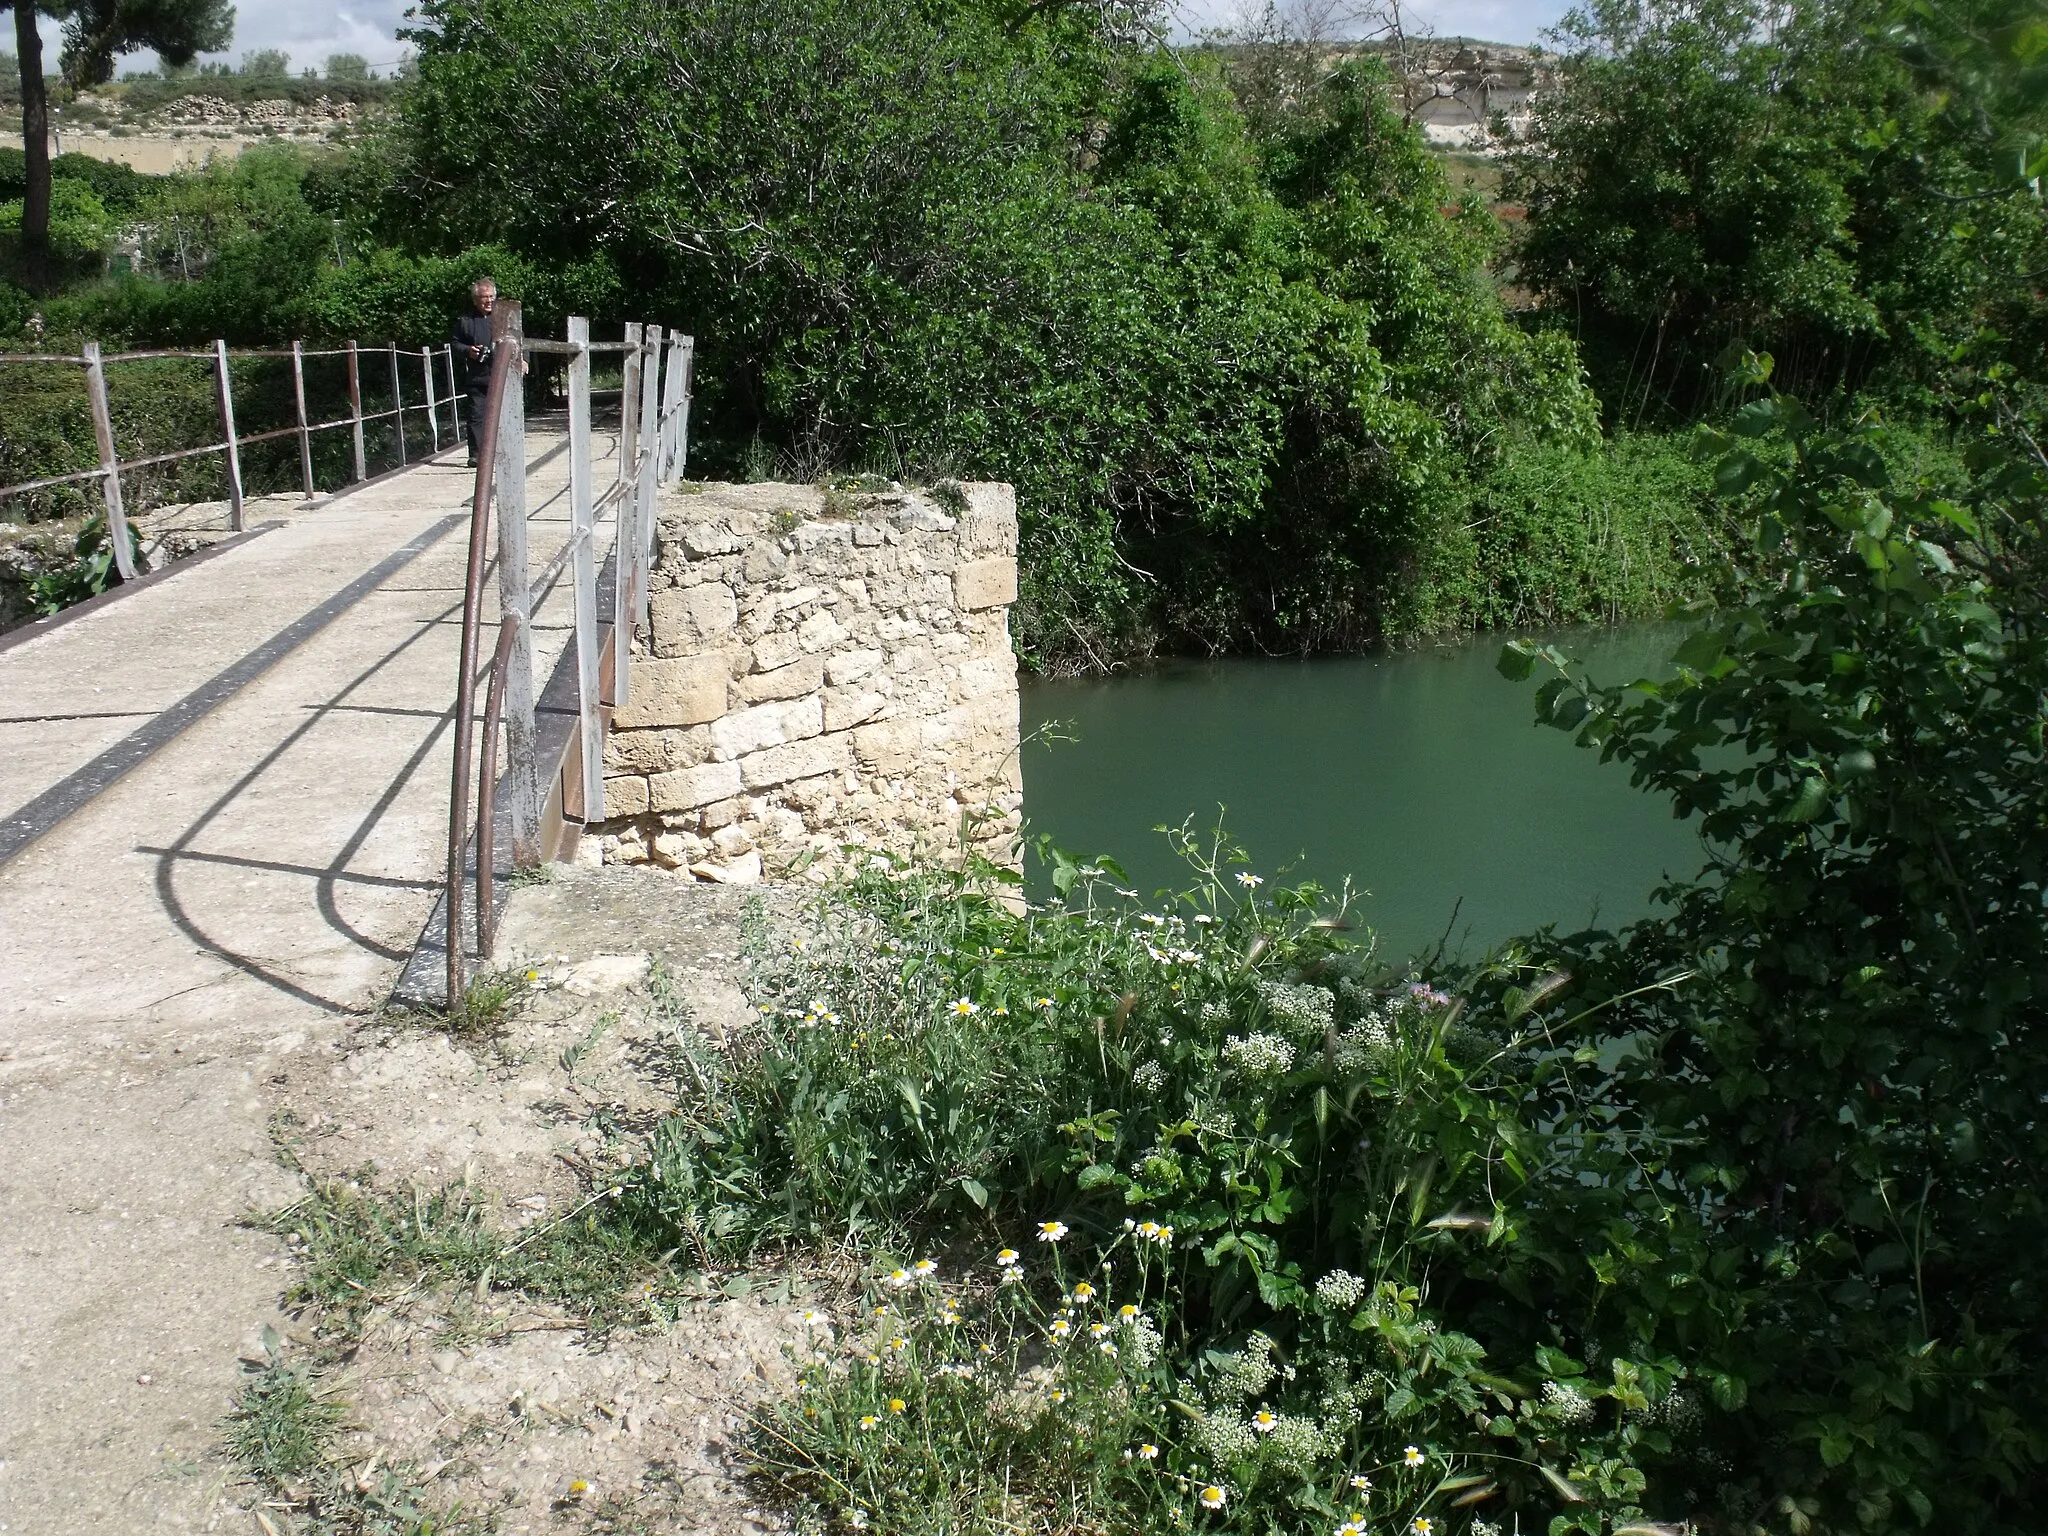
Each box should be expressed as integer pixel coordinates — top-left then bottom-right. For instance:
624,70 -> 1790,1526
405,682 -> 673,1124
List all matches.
591,480 -> 1022,882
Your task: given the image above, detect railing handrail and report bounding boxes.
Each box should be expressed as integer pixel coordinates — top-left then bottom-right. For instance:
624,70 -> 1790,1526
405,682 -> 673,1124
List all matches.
0,335 -> 476,573
443,308 -> 694,1002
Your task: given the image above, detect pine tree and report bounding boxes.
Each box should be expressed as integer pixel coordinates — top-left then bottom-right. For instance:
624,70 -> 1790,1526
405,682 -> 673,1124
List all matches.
7,0 -> 232,287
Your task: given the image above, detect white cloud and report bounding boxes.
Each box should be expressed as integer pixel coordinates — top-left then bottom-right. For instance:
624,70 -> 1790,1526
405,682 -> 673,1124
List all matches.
112,1 -> 415,77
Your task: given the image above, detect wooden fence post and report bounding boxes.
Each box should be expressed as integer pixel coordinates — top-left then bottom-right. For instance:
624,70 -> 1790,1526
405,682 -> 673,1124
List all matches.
566,317 -> 604,822
213,339 -> 244,532
421,346 -> 440,453
345,340 -> 367,482
610,322 -> 643,709
80,341 -> 138,581
489,300 -> 541,867
389,344 -> 407,466
634,323 -> 665,629
291,340 -> 315,498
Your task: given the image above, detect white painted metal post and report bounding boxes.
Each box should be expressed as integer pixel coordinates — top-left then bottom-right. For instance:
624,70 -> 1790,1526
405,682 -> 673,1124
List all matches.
389,344 -> 407,466
566,317 -> 604,822
291,340 -> 315,497
610,322 -> 643,709
656,330 -> 686,483
673,334 -> 695,482
81,342 -> 137,580
634,323 -> 664,629
213,339 -> 245,532
421,346 -> 440,452
345,340 -> 367,482
490,301 -> 541,866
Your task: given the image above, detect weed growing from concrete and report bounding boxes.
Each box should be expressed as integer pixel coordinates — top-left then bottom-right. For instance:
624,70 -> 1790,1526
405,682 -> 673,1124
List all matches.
436,970 -> 520,1040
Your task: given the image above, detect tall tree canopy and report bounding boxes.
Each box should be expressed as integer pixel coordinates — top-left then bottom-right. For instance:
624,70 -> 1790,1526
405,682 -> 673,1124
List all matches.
6,0 -> 232,285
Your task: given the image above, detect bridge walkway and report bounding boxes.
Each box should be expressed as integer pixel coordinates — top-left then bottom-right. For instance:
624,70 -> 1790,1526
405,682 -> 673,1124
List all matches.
0,427 -> 621,1530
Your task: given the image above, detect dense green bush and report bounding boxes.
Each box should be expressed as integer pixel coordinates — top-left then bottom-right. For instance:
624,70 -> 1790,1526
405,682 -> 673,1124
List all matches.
1491,379 -> 2048,1532
632,836 -> 1689,1534
385,0 -> 1599,665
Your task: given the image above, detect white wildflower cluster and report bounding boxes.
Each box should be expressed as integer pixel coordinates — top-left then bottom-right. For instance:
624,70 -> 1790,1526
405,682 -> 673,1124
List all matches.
1196,1410 -> 1258,1462
1257,980 -> 1335,1033
1541,1379 -> 1596,1425
1315,1269 -> 1367,1309
1214,1333 -> 1279,1401
1121,1313 -> 1163,1369
1331,1013 -> 1394,1073
1132,1060 -> 1169,1095
1471,1522 -> 1502,1536
1200,1001 -> 1233,1028
1262,1412 -> 1336,1464
1222,1032 -> 1297,1078
1647,1386 -> 1702,1434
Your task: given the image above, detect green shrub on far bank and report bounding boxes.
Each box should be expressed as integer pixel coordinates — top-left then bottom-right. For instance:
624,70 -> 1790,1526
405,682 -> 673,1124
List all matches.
1413,431 -> 1720,634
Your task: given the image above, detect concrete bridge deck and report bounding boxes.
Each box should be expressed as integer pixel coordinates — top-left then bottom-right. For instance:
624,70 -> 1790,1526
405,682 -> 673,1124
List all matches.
0,432 -> 618,1530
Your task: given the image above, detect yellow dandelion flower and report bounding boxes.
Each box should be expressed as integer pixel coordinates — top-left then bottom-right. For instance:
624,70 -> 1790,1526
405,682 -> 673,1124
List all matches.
887,1397 -> 907,1414
566,1478 -> 589,1497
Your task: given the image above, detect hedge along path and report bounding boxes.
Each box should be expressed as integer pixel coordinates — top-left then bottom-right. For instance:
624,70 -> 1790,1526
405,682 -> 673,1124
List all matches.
0,423 -> 619,1530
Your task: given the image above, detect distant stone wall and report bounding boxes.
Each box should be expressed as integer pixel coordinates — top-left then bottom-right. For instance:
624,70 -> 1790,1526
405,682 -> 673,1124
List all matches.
591,480 -> 1022,883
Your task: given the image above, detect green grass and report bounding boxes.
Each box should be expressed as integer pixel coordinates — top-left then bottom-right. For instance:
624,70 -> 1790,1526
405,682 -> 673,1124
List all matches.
225,1351 -> 346,1484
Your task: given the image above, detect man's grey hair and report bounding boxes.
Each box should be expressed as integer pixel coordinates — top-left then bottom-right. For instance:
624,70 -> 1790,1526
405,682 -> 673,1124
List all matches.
471,275 -> 498,292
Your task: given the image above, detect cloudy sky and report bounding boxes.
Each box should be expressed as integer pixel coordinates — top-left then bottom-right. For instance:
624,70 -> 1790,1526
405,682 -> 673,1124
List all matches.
56,0 -> 1570,75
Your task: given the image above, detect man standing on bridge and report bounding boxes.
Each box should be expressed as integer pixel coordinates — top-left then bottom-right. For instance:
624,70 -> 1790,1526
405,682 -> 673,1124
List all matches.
450,275 -> 499,467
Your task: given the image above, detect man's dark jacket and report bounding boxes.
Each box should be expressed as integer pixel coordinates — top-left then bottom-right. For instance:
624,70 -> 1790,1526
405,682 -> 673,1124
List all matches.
450,310 -> 495,393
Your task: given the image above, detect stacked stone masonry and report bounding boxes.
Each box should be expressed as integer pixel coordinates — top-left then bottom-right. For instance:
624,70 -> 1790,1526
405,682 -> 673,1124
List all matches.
591,480 -> 1022,884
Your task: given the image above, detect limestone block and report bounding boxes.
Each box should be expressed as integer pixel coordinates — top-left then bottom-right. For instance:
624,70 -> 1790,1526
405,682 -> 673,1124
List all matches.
610,654 -> 728,729
837,577 -> 870,609
699,797 -> 742,830
752,629 -> 803,673
680,521 -> 744,557
603,774 -> 651,817
853,524 -> 885,547
691,851 -> 763,885
744,543 -> 787,583
952,654 -> 1014,702
854,718 -> 920,776
711,824 -> 755,857
959,482 -> 1019,556
953,556 -> 1018,611
736,655 -> 825,704
824,687 -> 887,732
648,759 -> 742,813
827,648 -> 884,686
649,582 -> 738,656
740,732 -> 856,790
798,608 -> 849,653
711,695 -> 823,760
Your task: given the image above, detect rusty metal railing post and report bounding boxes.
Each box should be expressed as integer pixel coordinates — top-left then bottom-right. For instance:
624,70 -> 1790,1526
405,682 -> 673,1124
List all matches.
489,299 -> 541,868
291,340 -> 315,498
80,342 -> 138,581
566,316 -> 604,821
345,340 -> 367,482
475,615 -> 519,959
213,339 -> 245,532
444,335 -> 517,1006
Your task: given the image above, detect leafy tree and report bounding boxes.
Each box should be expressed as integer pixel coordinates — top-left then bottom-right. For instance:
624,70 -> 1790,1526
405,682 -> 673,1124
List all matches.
238,47 -> 287,77
322,51 -> 370,82
4,0 -> 231,285
385,0 -> 1592,664
1508,0 -> 2048,420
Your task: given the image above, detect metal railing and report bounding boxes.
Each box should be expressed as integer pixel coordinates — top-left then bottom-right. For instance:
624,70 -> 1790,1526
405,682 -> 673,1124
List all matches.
444,302 -> 694,1000
0,337 -> 473,578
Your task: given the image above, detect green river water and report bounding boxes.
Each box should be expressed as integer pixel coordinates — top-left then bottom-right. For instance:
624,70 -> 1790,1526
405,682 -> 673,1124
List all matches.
1019,626 -> 1706,960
